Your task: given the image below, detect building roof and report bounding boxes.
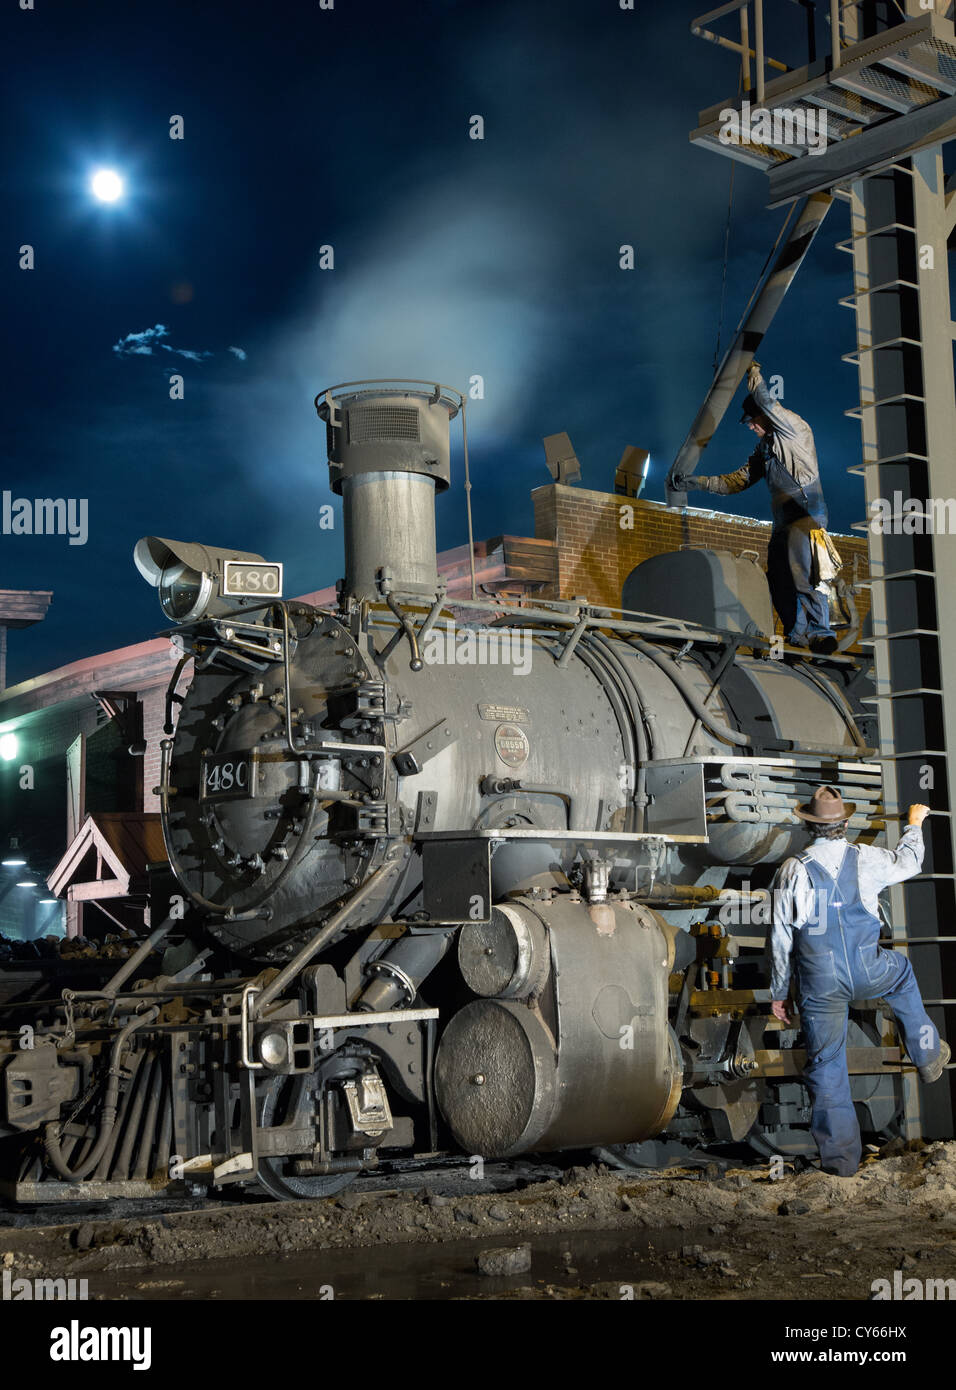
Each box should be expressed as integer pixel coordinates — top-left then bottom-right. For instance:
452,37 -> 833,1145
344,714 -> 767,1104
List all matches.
47,812 -> 166,902
0,590 -> 53,629
0,637 -> 176,724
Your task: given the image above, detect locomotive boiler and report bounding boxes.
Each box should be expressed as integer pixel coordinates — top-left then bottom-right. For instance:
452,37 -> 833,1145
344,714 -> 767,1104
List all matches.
0,379 -> 903,1202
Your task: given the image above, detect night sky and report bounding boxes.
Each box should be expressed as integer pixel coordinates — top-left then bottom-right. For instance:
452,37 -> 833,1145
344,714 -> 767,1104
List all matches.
4,0 -> 866,689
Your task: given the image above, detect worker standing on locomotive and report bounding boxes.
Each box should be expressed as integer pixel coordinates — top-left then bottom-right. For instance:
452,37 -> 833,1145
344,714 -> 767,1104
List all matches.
672,362 -> 840,655
768,789 -> 950,1176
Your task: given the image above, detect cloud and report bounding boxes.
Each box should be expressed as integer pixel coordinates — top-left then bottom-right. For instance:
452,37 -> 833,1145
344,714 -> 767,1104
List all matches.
160,343 -> 212,363
112,323 -> 169,357
112,325 -> 246,364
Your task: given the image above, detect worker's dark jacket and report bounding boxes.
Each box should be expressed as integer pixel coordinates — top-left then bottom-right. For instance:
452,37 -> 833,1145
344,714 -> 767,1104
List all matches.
696,372 -> 828,530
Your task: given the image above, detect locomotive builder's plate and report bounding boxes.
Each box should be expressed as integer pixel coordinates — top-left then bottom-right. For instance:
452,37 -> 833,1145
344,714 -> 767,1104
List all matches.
478,702 -> 530,724
494,723 -> 530,767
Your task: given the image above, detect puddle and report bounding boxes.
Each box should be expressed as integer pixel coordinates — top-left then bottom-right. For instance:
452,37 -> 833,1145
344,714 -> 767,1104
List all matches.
89,1227 -> 697,1301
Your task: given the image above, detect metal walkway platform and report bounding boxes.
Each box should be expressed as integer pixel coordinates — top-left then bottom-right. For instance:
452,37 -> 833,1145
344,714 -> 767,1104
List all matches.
691,6 -> 956,203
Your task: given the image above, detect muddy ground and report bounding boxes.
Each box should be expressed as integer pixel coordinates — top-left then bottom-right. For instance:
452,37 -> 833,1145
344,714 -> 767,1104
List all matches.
2,1141 -> 955,1300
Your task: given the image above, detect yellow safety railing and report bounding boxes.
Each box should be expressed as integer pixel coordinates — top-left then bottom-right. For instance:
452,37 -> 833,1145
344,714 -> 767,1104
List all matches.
691,1 -> 847,104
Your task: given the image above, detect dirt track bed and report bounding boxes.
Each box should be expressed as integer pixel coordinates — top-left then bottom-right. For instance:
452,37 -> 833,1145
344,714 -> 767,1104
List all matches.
2,1142 -> 955,1300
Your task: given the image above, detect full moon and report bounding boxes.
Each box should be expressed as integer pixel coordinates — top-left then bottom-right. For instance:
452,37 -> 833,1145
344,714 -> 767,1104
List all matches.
91,169 -> 124,202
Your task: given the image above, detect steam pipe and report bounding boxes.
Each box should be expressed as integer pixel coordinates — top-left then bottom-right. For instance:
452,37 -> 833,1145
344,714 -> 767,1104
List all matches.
102,917 -> 175,999
626,637 -> 753,748
588,633 -> 653,831
574,639 -> 639,831
253,864 -> 398,1017
385,592 -> 424,671
133,1052 -> 165,1181
641,883 -> 769,904
44,1007 -> 160,1182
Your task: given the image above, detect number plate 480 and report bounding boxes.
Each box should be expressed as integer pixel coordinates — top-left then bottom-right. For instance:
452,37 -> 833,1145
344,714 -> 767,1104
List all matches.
201,752 -> 257,800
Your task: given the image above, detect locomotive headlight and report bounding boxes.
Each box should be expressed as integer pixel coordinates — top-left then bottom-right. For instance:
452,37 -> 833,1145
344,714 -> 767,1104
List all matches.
134,537 -> 283,623
158,557 -> 212,621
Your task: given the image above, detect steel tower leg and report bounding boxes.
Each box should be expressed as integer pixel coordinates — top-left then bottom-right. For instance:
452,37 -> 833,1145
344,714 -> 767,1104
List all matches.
843,148 -> 956,1138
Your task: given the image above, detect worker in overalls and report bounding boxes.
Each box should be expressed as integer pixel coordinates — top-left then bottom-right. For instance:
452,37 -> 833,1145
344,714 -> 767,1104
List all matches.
672,363 -> 839,655
769,788 -> 950,1176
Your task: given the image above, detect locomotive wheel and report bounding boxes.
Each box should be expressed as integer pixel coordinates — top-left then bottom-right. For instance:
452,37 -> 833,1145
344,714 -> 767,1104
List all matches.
255,1076 -> 356,1202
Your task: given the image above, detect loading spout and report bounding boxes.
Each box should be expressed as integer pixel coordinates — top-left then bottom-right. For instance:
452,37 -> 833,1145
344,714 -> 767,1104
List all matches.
666,190 -> 832,506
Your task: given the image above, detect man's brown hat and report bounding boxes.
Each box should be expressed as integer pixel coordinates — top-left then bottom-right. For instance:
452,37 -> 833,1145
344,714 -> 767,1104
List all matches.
795,785 -> 855,823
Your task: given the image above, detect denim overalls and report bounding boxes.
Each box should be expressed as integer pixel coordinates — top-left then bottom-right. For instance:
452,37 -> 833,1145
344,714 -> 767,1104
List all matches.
794,845 -> 941,1174
765,453 -> 828,531
763,450 -> 833,640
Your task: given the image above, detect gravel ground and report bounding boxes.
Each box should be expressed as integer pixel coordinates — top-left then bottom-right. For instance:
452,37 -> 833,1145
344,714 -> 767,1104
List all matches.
2,1141 -> 955,1300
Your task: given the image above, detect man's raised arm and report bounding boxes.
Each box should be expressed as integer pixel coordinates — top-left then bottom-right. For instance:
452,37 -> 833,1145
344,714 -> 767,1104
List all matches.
748,364 -> 800,442
672,454 -> 765,497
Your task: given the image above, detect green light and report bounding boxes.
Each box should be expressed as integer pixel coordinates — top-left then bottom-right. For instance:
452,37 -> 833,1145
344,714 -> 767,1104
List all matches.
0,733 -> 18,761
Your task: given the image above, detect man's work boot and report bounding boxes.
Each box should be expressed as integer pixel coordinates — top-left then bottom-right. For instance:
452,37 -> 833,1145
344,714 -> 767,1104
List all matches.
810,635 -> 838,655
918,1040 -> 951,1084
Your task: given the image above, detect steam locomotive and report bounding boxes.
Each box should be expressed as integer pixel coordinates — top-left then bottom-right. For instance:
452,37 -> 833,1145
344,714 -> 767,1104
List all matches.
0,380 -> 902,1203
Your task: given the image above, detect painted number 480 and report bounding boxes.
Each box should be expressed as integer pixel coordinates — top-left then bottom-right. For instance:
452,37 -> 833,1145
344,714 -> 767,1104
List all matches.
207,761 -> 247,792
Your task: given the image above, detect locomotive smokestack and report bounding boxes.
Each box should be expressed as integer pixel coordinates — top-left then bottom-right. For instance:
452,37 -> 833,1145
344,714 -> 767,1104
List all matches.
315,380 -> 462,603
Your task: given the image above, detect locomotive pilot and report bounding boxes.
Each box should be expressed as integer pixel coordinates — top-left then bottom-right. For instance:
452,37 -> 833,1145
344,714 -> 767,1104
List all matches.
672,362 -> 839,655
768,788 -> 950,1176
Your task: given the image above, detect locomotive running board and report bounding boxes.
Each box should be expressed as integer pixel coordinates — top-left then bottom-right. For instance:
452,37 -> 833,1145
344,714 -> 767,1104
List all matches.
415,829 -> 709,842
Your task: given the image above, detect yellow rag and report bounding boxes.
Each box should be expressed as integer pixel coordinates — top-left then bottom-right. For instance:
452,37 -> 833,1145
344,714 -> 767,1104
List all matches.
809,528 -> 842,586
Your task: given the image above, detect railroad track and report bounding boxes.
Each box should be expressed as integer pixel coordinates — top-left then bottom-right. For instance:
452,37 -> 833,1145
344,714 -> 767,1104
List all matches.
0,1148 -> 744,1231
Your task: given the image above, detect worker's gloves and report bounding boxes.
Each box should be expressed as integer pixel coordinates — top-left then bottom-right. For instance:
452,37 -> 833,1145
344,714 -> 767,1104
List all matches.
747,361 -> 762,390
672,473 -> 711,492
